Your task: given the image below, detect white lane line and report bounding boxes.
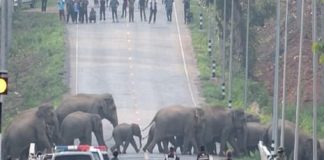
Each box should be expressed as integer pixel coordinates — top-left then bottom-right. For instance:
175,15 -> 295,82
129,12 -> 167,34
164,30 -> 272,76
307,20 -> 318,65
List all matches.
75,24 -> 79,94
174,3 -> 197,107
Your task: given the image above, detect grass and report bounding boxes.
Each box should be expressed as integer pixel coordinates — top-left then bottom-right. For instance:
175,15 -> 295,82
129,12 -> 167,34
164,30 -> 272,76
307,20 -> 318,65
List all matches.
3,10 -> 67,128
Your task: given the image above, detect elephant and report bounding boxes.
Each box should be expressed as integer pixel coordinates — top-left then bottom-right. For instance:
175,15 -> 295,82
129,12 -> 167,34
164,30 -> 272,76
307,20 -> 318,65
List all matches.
235,122 -> 267,156
319,139 -> 324,160
110,123 -> 142,154
55,93 -> 118,127
60,111 -> 106,146
142,123 -> 183,153
263,119 -> 321,160
1,103 -> 57,160
144,105 -> 205,154
197,107 -> 247,156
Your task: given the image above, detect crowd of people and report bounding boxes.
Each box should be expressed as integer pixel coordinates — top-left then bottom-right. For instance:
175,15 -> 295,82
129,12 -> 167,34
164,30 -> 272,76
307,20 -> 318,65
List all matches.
55,0 -> 191,24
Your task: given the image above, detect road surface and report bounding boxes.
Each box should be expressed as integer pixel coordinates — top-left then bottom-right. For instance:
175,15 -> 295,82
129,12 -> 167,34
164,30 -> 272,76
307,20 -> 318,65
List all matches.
66,0 -> 220,158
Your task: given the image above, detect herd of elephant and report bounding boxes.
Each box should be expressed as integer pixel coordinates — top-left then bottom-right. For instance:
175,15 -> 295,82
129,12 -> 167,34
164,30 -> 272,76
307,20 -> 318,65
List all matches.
2,93 -> 324,160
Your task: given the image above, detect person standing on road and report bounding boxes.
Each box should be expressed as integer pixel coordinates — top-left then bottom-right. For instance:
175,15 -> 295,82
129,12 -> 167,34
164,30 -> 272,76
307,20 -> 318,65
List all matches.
164,0 -> 173,22
57,0 -> 65,21
121,0 -> 128,18
110,0 -> 119,22
100,0 -> 106,21
41,0 -> 48,12
138,0 -> 147,21
81,0 -> 89,23
66,0 -> 74,23
128,0 -> 135,22
183,0 -> 190,24
72,0 -> 80,23
148,0 -> 157,24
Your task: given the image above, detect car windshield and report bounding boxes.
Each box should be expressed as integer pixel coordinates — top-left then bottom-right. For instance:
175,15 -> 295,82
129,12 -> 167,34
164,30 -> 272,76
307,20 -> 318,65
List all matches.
91,152 -> 101,160
102,154 -> 109,160
55,155 -> 92,160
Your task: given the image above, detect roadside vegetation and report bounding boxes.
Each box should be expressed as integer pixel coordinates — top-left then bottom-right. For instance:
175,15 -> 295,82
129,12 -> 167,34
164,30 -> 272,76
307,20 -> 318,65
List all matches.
189,0 -> 324,159
2,4 -> 67,128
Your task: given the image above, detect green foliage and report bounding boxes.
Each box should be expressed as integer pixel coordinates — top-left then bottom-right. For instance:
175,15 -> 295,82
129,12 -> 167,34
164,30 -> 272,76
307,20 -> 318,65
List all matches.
190,0 -> 270,109
312,41 -> 324,64
4,11 -> 67,127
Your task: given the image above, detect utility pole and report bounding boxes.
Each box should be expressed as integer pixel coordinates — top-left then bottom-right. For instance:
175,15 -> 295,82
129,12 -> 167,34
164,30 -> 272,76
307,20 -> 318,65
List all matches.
1,0 -> 11,159
244,0 -> 250,110
312,0 -> 318,159
221,0 -> 227,100
272,0 -> 281,156
280,0 -> 290,149
228,0 -> 234,108
293,0 -> 305,159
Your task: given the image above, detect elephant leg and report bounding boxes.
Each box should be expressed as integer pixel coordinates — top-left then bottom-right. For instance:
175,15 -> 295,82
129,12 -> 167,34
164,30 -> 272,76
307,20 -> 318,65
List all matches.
157,141 -> 164,153
162,140 -> 168,154
122,141 -> 130,154
130,138 -> 139,153
147,135 -> 164,153
182,136 -> 191,154
110,138 -> 122,153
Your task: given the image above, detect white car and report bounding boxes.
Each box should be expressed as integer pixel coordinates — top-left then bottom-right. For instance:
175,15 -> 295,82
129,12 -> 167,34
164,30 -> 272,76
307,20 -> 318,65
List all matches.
52,151 -> 96,160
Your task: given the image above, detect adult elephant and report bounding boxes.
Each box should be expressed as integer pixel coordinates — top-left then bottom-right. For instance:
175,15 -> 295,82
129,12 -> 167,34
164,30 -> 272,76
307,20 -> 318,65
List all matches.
60,111 -> 106,146
55,93 -> 118,127
110,123 -> 142,153
197,107 -> 247,156
319,139 -> 324,160
1,103 -> 57,159
235,122 -> 267,156
142,123 -> 183,153
263,120 -> 320,160
144,105 -> 205,154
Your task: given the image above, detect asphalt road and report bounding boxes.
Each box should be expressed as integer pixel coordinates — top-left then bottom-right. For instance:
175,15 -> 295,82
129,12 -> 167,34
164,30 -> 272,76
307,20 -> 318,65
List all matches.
66,0 -> 217,158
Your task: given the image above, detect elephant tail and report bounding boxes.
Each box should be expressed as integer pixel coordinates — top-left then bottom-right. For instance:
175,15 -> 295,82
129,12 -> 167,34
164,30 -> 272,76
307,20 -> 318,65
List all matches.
141,117 -> 156,132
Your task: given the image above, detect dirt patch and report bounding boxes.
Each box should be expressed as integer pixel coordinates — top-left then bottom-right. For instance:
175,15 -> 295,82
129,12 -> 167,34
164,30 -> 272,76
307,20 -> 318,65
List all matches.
254,0 -> 323,104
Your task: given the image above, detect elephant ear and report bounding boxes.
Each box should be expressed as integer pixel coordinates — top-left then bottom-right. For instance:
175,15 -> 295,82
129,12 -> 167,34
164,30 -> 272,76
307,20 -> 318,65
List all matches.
131,123 -> 141,137
103,94 -> 116,111
36,103 -> 54,118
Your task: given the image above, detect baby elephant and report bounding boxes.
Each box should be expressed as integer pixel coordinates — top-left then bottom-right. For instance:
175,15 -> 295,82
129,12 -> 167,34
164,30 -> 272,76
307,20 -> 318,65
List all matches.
110,123 -> 142,153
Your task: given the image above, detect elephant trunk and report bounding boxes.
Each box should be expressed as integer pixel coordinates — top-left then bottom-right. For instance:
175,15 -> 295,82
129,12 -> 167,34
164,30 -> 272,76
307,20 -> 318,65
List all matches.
111,114 -> 118,127
139,135 -> 142,149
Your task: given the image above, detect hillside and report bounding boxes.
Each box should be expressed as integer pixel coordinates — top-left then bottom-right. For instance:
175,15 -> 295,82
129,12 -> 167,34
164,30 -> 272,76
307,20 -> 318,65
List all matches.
254,0 -> 324,105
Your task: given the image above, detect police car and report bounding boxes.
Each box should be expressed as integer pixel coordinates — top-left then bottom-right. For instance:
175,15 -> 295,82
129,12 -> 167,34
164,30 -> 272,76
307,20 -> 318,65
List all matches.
53,145 -> 109,160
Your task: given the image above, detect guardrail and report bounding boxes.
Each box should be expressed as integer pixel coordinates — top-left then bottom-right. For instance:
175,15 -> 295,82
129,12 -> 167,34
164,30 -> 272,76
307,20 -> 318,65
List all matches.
258,141 -> 271,160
